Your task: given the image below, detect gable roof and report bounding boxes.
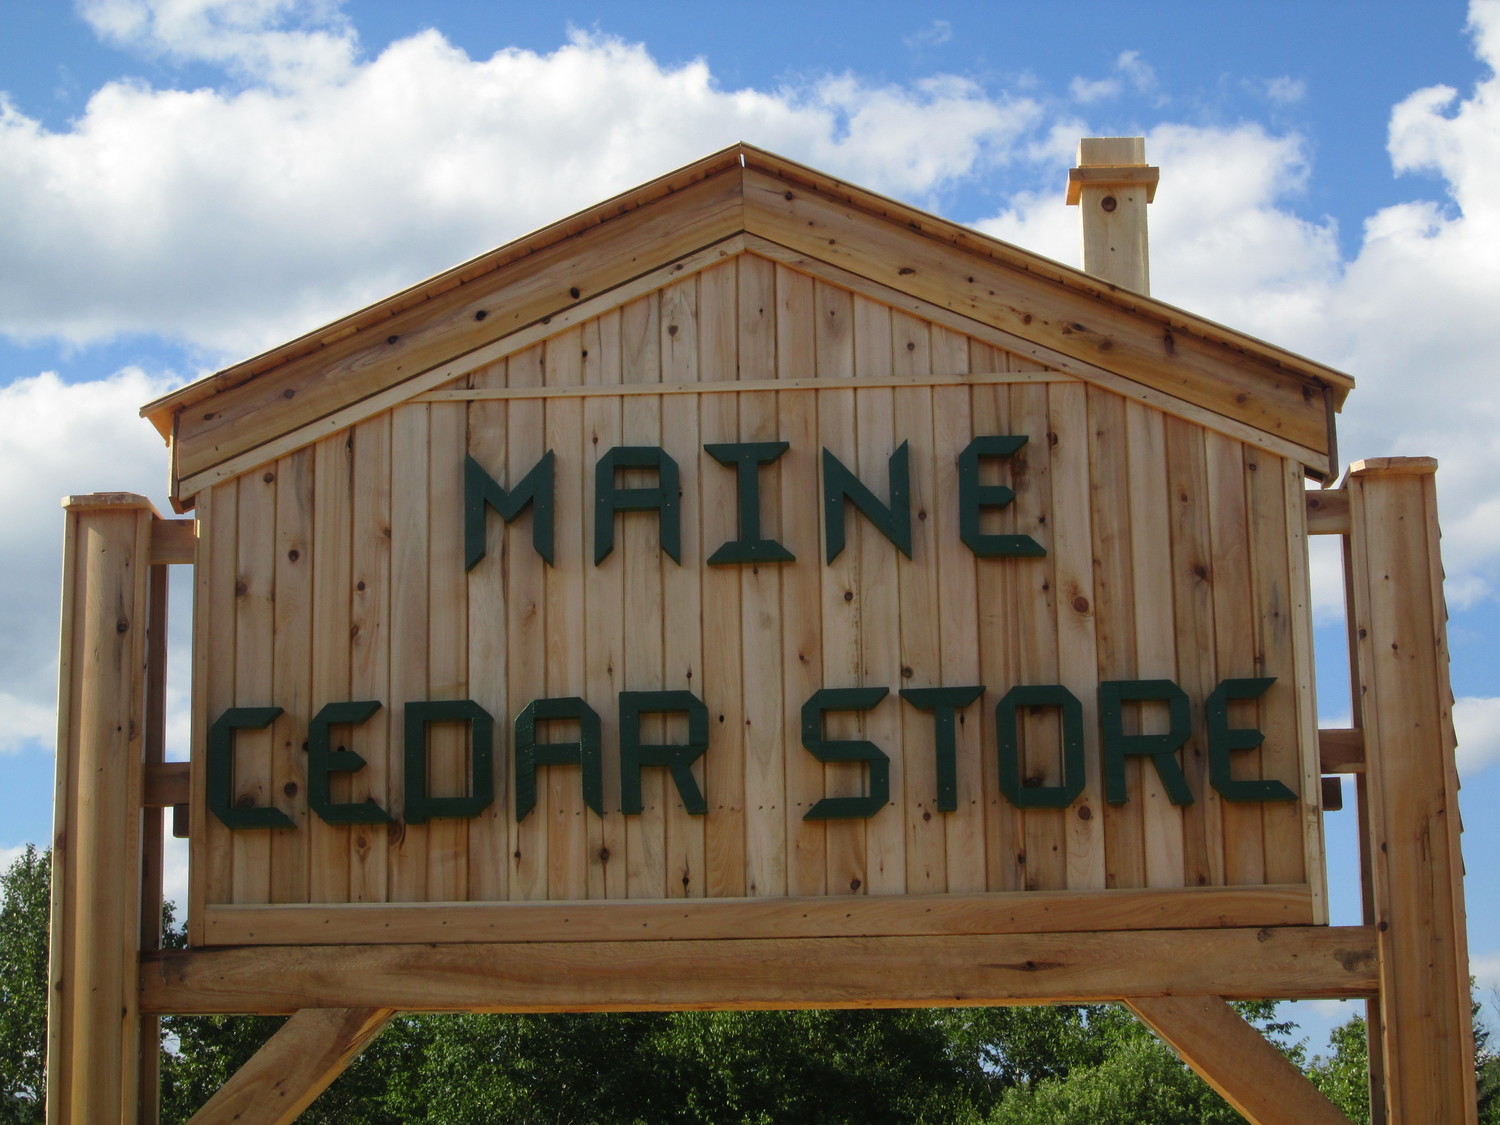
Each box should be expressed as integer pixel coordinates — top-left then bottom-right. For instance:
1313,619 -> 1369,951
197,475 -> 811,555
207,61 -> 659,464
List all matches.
143,142 -> 1353,508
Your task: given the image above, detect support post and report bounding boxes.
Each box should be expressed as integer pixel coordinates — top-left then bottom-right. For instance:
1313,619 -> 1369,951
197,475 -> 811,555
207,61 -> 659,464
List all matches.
186,1007 -> 395,1125
1345,458 -> 1477,1124
1127,996 -> 1352,1124
1067,137 -> 1159,294
48,494 -> 157,1124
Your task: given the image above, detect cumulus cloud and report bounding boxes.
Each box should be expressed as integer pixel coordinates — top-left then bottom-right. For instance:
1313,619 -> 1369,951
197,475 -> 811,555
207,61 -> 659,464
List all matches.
0,22 -> 1038,362
1456,696 -> 1500,776
0,369 -> 179,753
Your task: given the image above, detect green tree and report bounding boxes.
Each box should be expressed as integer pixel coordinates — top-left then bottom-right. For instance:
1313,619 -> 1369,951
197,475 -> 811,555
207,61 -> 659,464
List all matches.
0,845 -> 50,1124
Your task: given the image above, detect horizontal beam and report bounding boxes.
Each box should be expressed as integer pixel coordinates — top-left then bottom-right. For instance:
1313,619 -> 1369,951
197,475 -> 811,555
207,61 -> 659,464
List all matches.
200,885 -> 1314,946
150,517 -> 197,565
1319,728 -> 1366,774
144,761 -> 190,807
141,925 -> 1378,1015
1306,488 -> 1350,535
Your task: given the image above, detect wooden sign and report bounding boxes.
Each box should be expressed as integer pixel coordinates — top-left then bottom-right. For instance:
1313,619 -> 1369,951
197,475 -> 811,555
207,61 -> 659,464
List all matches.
180,247 -> 1327,947
48,144 -> 1475,1124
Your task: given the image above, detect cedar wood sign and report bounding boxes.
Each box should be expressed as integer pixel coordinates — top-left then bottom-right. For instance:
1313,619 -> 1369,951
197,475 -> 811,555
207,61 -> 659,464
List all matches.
48,142 -> 1476,1123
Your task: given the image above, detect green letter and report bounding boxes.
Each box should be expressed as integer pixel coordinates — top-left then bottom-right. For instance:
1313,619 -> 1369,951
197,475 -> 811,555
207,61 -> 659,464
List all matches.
802,687 -> 890,820
1208,678 -> 1296,803
958,435 -> 1044,558
822,443 -> 911,563
619,690 -> 710,815
995,686 -> 1086,809
404,700 -> 494,825
465,451 -> 554,569
595,446 -> 681,564
1099,680 -> 1195,806
515,697 -> 605,821
208,707 -> 293,829
899,686 -> 984,812
704,442 -> 795,565
308,700 -> 392,826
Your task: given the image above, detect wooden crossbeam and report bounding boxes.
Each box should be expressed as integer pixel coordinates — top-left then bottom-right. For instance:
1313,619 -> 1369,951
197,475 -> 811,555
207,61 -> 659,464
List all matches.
141,926 -> 1377,1015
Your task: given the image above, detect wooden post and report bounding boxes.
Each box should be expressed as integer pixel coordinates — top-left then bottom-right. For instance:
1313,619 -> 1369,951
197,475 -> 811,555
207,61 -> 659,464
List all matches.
1345,458 -> 1477,1124
49,494 -> 157,1124
1067,137 -> 1159,294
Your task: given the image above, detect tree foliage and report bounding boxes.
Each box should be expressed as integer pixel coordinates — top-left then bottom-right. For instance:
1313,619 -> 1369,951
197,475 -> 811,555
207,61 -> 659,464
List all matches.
0,845 -> 49,1124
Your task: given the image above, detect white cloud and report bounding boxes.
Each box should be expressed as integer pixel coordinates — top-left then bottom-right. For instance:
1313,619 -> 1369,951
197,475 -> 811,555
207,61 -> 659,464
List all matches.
1069,76 -> 1121,104
1069,50 -> 1159,105
903,19 -> 952,50
0,25 -> 1039,362
1455,697 -> 1500,776
0,369 -> 178,752
78,0 -> 357,88
1472,950 -> 1500,1003
1263,76 -> 1307,105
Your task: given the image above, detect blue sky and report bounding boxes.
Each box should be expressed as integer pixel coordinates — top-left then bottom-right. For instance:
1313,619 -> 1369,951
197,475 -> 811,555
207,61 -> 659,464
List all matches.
3,0 -> 1498,1054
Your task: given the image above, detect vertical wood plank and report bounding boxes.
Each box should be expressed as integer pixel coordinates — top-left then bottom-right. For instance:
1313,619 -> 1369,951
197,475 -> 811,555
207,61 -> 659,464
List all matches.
388,404 -> 430,903
427,401 -> 470,901
582,316 -> 628,900
777,265 -> 825,896
816,281 -> 865,897
739,248 -> 786,899
1051,381 -> 1104,891
970,342 -> 1021,893
349,415 -> 392,904
622,293 -> 667,900
854,296 -> 904,897
1013,381 -> 1064,891
310,435 -> 353,904
1125,403 -> 1185,888
545,329 -> 589,902
506,347 -> 549,901
271,449 -> 314,905
1089,388 -> 1144,889
234,466 -> 277,906
1166,419 -> 1219,888
931,329 -> 984,893
1206,433 -> 1264,887
466,359 -> 509,903
660,279 -> 706,900
699,262 -> 746,898
893,312 -> 946,897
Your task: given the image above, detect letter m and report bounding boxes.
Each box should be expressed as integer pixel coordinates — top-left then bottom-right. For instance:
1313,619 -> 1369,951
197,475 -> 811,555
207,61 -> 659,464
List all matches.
465,451 -> 555,568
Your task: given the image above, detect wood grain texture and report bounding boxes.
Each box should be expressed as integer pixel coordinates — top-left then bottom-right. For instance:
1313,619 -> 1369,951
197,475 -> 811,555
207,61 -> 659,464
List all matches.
142,926 -> 1378,1015
201,884 -> 1314,945
1347,462 -> 1477,1125
185,1007 -> 394,1125
187,262 -> 1325,939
